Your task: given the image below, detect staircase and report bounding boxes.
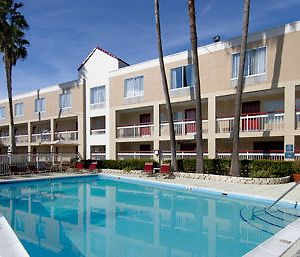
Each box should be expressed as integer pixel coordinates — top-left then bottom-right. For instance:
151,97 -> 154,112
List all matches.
240,206 -> 300,235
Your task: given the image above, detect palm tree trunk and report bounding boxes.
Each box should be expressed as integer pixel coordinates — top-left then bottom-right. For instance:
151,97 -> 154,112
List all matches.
231,0 -> 250,176
188,0 -> 204,173
154,0 -> 177,173
4,52 -> 16,154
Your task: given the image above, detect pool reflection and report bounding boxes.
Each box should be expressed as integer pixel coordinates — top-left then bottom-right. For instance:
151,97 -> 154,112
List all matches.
0,177 -> 272,257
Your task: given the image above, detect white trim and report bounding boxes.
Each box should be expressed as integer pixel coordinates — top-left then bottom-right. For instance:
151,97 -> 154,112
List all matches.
231,72 -> 267,80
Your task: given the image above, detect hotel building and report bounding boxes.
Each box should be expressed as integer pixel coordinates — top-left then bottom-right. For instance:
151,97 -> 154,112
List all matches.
0,21 -> 300,161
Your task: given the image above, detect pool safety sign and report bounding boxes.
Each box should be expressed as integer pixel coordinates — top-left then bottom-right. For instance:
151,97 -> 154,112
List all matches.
285,144 -> 294,159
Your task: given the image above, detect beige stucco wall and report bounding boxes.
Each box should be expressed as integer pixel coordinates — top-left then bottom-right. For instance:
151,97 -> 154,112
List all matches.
109,31 -> 300,109
0,81 -> 85,155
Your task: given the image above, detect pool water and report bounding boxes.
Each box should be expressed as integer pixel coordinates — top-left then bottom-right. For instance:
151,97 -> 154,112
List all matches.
0,175 -> 299,257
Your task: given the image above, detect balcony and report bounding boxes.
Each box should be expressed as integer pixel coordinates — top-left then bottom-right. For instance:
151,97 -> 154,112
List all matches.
91,153 -> 106,160
15,135 -> 28,144
161,151 -> 209,161
160,119 -> 208,136
90,129 -> 105,135
55,131 -> 78,141
117,151 -> 154,160
216,112 -> 284,133
31,133 -> 51,143
116,123 -> 154,139
0,136 -> 9,145
217,151 -> 285,161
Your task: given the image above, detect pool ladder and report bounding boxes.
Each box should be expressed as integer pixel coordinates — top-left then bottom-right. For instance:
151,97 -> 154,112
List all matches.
266,182 -> 299,210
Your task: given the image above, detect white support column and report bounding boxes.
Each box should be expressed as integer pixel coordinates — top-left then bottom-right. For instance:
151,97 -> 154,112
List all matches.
108,109 -> 116,160
27,122 -> 31,153
153,104 -> 160,161
50,119 -> 55,142
208,95 -> 216,159
284,84 -> 296,161
50,119 -> 55,154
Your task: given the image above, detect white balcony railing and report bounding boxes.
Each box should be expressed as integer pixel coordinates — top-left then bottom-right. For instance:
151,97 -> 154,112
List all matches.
0,136 -> 9,145
117,152 -> 154,160
90,129 -> 106,135
55,131 -> 78,141
216,112 -> 284,133
91,153 -> 106,160
161,152 -> 209,161
116,123 -> 154,138
15,135 -> 28,144
160,120 -> 208,136
217,152 -> 285,160
31,133 -> 51,143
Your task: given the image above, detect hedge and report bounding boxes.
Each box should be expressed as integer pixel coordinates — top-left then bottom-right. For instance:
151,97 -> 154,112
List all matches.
174,159 -> 293,178
81,159 -> 158,171
80,158 -> 294,178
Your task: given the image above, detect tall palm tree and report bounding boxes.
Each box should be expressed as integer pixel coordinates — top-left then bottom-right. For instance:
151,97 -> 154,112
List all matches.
188,0 -> 204,173
231,0 -> 250,176
0,0 -> 29,154
154,0 -> 177,173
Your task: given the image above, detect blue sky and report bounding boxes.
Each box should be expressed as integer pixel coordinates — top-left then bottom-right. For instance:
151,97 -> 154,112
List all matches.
0,0 -> 300,97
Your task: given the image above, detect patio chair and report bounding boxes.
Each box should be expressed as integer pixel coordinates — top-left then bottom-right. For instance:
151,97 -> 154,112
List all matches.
88,162 -> 98,172
9,164 -> 19,176
26,163 -> 38,175
157,163 -> 171,178
38,162 -> 52,173
61,161 -> 71,172
144,162 -> 154,176
75,162 -> 85,172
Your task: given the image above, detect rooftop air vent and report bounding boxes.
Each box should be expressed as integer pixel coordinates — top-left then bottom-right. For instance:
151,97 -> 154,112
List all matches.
213,35 -> 220,43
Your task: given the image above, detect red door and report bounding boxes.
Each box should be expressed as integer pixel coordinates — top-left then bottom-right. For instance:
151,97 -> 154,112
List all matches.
140,114 -> 151,136
242,101 -> 260,131
185,109 -> 196,134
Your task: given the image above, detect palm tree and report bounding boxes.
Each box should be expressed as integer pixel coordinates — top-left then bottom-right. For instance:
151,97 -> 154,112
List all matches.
187,0 -> 204,173
231,0 -> 250,176
154,0 -> 177,173
0,0 -> 29,154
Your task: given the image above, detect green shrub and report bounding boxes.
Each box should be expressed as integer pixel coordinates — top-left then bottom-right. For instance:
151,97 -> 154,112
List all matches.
83,158 -> 294,178
248,160 -> 293,178
292,160 -> 300,174
172,158 -> 293,178
90,159 -> 157,171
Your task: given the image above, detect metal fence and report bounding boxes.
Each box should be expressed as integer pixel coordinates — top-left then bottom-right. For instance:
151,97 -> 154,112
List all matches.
0,153 -> 80,176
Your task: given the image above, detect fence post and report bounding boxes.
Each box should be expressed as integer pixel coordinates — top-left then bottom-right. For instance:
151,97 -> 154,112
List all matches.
37,153 -> 39,171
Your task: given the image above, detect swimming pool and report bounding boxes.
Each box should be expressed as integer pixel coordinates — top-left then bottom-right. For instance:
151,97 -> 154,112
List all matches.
0,175 -> 299,257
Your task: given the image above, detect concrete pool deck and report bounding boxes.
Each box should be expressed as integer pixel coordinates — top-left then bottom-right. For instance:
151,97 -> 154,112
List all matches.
1,170 -> 300,257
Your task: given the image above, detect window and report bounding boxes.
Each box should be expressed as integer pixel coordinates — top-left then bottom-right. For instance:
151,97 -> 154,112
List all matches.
35,98 -> 45,113
91,86 -> 106,104
15,103 -> 24,117
124,76 -> 144,98
59,89 -> 71,109
0,107 -> 5,119
171,64 -> 194,89
232,47 -> 266,78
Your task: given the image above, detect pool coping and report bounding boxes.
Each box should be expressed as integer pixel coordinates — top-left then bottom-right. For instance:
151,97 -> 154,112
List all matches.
0,172 -> 300,257
0,214 -> 29,257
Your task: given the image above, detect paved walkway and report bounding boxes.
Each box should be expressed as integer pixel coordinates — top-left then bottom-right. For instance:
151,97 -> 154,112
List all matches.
101,171 -> 300,203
